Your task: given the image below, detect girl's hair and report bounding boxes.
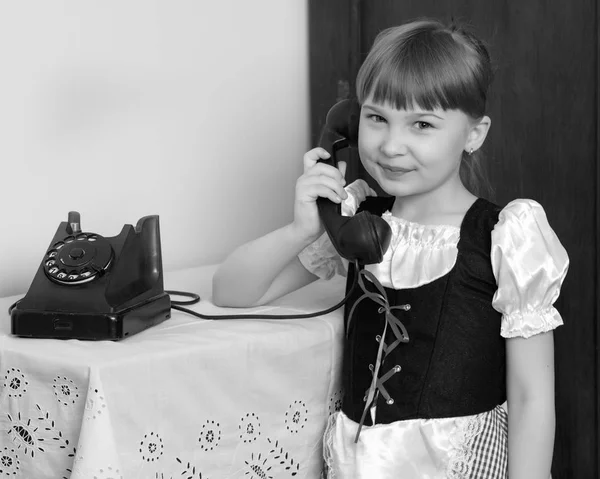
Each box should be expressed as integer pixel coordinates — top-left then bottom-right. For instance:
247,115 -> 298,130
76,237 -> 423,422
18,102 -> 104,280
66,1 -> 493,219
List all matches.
356,19 -> 495,199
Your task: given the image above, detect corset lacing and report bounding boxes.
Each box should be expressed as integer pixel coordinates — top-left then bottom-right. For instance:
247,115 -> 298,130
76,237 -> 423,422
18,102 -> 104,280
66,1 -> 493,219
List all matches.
347,268 -> 411,442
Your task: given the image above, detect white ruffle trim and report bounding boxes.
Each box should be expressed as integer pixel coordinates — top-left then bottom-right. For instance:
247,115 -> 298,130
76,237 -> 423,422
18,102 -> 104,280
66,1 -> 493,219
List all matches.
500,306 -> 564,339
322,412 -> 338,479
366,211 -> 460,289
298,232 -> 348,280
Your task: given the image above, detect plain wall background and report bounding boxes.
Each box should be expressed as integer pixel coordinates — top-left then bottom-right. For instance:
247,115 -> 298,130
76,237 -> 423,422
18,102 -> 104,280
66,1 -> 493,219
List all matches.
0,1 -> 309,297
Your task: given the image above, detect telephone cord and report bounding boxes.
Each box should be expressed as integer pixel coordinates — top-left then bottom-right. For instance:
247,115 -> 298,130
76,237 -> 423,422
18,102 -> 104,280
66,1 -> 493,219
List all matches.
165,262 -> 360,320
7,261 -> 361,321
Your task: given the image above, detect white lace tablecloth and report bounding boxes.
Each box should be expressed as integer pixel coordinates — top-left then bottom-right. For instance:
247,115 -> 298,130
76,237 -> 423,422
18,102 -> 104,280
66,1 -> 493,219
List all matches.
0,264 -> 345,479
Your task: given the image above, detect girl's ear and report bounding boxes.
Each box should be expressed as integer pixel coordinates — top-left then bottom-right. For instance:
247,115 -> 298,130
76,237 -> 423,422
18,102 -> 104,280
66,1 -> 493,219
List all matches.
465,116 -> 491,154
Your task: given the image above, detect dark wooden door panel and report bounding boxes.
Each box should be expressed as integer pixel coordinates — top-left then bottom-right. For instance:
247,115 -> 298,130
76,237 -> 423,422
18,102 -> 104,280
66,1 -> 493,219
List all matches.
309,1 -> 598,477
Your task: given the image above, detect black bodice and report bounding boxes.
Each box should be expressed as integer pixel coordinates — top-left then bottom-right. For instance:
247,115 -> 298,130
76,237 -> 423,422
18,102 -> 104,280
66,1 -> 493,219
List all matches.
342,197 -> 506,426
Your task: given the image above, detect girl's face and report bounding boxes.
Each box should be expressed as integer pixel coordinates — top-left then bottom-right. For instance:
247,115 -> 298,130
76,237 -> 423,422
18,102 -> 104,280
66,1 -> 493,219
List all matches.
358,98 -> 483,198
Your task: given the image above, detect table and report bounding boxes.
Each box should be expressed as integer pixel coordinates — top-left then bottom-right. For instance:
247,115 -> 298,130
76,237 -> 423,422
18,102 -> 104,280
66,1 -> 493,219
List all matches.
0,265 -> 346,479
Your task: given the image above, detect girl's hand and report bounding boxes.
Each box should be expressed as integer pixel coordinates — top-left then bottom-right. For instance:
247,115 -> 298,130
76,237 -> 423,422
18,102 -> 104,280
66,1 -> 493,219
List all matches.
292,147 -> 348,242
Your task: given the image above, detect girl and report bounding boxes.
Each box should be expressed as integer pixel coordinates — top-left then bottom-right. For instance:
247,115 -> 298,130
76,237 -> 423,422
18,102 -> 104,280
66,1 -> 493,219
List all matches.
212,19 -> 569,479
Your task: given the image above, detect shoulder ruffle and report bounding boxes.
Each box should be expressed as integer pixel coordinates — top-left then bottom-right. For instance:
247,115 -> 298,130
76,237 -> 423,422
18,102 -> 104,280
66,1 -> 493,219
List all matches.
491,199 -> 569,338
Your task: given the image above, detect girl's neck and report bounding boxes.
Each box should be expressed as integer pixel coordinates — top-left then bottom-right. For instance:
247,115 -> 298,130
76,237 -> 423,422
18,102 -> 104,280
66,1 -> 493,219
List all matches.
391,183 -> 477,228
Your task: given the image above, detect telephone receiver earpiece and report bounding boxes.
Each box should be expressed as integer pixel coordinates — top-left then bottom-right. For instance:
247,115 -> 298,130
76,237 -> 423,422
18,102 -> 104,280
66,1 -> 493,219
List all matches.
325,98 -> 361,147
316,99 -> 392,265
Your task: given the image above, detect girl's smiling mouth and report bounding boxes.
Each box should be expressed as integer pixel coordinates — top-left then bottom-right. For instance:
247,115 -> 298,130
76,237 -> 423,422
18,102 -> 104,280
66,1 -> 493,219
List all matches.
379,164 -> 415,176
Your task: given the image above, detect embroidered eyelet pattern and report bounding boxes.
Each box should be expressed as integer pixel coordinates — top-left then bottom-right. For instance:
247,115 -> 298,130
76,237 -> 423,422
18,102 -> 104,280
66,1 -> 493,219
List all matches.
139,432 -> 164,462
93,466 -> 122,479
1,384 -> 314,477
198,420 -> 222,451
61,446 -> 77,479
53,376 -> 80,406
3,368 -> 28,398
244,452 -> 273,479
239,413 -> 261,443
285,400 -> 308,434
328,389 -> 343,415
173,457 -> 206,479
6,412 -> 44,458
0,447 -> 20,476
34,404 -> 71,452
266,438 -> 300,477
85,386 -> 106,420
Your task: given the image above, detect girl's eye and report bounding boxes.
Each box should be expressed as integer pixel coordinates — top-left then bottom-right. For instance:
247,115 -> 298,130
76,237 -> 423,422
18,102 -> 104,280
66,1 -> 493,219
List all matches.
416,121 -> 433,130
367,114 -> 386,123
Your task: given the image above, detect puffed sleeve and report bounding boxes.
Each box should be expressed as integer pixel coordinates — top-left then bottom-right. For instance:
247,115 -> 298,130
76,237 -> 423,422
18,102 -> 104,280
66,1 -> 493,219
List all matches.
491,199 -> 569,339
297,183 -> 363,280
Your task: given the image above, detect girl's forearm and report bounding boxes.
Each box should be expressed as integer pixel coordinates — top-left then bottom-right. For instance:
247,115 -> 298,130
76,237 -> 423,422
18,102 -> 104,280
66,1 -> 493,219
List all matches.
212,222 -> 316,307
508,398 -> 555,479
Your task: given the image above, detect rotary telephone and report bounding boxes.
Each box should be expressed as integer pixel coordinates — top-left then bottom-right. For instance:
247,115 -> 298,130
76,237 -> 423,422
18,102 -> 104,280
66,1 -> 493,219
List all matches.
8,101 -> 394,334
10,212 -> 171,340
316,99 -> 392,265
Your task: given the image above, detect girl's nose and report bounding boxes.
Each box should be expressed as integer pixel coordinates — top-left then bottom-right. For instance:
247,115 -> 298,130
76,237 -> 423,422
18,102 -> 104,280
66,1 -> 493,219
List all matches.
380,131 -> 408,157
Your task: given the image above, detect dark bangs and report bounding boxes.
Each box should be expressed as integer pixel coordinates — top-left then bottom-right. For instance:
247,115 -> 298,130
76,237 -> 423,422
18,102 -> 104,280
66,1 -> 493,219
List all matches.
356,26 -> 489,118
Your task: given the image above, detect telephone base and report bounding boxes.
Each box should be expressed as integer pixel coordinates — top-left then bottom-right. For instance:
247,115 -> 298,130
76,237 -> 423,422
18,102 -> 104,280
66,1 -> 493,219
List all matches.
11,293 -> 171,341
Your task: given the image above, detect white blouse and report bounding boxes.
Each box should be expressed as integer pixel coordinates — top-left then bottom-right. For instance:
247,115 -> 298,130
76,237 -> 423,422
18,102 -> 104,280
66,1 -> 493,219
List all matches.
298,190 -> 570,339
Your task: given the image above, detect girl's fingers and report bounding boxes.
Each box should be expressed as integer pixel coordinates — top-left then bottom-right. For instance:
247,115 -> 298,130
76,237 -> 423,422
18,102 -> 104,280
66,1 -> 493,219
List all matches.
297,182 -> 345,204
298,174 -> 348,202
303,147 -> 331,172
302,149 -> 383,204
311,184 -> 345,204
303,148 -> 347,184
305,161 -> 346,186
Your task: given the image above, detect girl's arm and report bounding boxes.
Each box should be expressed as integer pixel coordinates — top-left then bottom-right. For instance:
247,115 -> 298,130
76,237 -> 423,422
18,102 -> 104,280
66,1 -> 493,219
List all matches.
212,148 -> 348,308
506,330 -> 556,479
212,224 -> 319,307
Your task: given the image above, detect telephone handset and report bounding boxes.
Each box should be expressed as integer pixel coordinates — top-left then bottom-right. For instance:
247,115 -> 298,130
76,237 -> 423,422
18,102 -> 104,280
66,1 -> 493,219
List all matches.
316,99 -> 392,265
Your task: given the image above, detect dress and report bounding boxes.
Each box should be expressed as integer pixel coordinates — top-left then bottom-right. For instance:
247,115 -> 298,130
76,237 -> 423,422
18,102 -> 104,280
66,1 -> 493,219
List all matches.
298,192 -> 569,479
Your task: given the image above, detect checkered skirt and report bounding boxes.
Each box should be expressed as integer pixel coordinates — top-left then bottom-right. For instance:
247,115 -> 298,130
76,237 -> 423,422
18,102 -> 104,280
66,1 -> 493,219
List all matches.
453,405 -> 508,479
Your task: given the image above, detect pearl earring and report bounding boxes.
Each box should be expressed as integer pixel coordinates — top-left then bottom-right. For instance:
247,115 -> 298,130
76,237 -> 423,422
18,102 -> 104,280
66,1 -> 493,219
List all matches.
467,148 -> 474,156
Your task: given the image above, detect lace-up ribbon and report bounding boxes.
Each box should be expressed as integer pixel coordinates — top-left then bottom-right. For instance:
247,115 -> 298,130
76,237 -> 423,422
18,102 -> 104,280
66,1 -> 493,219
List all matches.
347,268 -> 411,442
